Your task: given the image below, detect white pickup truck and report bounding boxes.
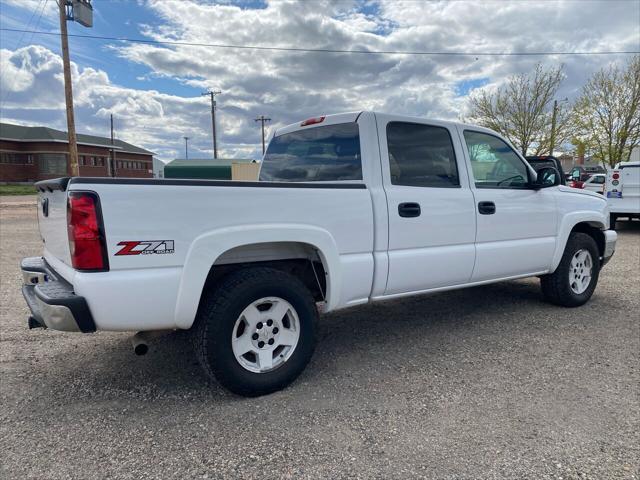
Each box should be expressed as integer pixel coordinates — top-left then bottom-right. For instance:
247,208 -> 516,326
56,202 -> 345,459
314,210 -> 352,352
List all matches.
22,112 -> 617,396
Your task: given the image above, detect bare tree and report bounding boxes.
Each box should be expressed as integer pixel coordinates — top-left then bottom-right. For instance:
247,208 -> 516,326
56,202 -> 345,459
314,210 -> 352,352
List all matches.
467,64 -> 568,155
573,56 -> 640,167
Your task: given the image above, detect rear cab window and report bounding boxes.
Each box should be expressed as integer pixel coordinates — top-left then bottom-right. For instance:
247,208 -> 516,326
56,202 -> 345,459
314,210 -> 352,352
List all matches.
260,123 -> 362,182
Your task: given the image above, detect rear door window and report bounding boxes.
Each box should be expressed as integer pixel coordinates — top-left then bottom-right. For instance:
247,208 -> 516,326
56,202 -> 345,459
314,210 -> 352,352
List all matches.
386,122 -> 460,188
260,123 -> 362,182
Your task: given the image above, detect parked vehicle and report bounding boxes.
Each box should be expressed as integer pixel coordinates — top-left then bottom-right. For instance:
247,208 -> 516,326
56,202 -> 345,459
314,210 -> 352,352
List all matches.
21,112 -> 617,396
568,178 -> 585,189
606,161 -> 640,228
569,165 -> 606,182
525,156 -> 566,185
582,173 -> 606,194
566,165 -> 606,189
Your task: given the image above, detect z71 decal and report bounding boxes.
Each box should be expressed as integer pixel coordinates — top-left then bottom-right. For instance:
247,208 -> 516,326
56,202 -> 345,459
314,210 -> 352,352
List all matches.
115,240 -> 175,256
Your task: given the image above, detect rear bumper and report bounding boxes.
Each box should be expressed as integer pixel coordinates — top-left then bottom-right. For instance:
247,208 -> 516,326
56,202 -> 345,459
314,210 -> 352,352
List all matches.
601,230 -> 617,267
21,257 -> 96,333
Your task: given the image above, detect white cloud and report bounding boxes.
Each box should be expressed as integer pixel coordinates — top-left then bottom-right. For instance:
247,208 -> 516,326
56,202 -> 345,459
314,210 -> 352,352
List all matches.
116,0 -> 638,124
0,45 -> 221,160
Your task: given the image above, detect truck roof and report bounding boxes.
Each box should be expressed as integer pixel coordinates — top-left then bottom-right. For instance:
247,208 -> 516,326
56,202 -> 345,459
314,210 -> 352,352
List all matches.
274,112 -> 362,137
616,161 -> 640,168
274,111 -> 486,138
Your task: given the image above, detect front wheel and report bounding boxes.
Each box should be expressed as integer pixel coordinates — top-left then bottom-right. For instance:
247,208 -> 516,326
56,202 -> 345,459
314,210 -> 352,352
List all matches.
193,267 -> 317,396
540,232 -> 600,307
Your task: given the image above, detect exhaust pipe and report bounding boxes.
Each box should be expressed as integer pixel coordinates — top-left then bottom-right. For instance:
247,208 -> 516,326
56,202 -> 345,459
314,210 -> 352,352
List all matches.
130,330 -> 172,356
131,333 -> 149,356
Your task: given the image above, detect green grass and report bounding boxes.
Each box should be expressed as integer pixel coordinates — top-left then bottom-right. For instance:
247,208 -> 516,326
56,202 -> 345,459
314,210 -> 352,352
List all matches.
0,184 -> 37,196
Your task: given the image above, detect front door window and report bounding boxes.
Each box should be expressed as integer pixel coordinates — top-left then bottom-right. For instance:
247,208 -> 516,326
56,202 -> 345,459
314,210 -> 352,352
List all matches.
463,131 -> 530,189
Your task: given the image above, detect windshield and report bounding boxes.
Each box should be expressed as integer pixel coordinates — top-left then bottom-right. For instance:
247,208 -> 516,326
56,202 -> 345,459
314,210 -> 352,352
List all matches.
260,123 -> 362,182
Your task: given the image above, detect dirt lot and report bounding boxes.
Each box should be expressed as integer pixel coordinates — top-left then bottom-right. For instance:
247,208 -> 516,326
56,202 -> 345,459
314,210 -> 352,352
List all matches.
1,204 -> 638,480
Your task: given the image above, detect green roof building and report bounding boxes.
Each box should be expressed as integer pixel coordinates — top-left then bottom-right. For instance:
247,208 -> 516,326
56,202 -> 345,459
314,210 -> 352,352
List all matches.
163,158 -> 255,180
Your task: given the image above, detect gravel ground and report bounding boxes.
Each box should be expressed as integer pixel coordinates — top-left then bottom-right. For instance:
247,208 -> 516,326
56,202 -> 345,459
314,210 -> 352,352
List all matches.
1,206 -> 638,480
0,195 -> 37,207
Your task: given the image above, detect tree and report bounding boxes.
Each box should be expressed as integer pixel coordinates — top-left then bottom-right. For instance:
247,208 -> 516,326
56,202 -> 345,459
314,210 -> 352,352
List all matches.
570,137 -> 588,159
467,64 -> 570,156
573,56 -> 640,167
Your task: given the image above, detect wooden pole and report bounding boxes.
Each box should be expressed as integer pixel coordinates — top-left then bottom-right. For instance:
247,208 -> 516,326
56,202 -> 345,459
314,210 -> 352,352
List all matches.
58,0 -> 79,176
549,100 -> 558,157
110,113 -> 116,177
254,115 -> 271,154
211,93 -> 218,159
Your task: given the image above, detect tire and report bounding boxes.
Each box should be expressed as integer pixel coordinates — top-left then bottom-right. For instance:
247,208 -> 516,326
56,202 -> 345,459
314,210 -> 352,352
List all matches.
540,232 -> 600,307
609,214 -> 618,230
193,267 -> 317,397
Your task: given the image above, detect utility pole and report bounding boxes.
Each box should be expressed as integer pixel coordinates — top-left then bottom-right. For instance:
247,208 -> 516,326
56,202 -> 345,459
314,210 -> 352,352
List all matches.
183,136 -> 190,160
549,100 -> 558,157
109,114 -> 116,177
58,0 -> 79,176
201,90 -> 221,159
57,1 -> 93,176
254,115 -> 272,155
549,97 -> 568,156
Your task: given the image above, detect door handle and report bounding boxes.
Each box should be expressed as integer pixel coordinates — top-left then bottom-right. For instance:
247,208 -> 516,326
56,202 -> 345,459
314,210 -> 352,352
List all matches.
398,202 -> 421,218
478,201 -> 496,215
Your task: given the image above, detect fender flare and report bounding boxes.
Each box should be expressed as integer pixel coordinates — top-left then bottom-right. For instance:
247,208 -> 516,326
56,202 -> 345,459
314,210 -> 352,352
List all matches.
173,223 -> 341,329
550,211 -> 607,271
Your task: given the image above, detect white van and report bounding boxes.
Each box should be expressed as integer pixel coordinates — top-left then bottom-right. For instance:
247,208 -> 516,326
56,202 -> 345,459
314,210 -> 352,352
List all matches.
606,161 -> 640,228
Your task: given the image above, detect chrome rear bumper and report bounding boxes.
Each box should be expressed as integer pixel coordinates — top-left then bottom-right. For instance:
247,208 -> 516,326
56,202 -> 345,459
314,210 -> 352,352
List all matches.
20,257 -> 96,333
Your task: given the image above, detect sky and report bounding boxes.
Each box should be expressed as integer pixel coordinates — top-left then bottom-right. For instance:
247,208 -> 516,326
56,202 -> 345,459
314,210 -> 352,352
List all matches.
0,0 -> 639,161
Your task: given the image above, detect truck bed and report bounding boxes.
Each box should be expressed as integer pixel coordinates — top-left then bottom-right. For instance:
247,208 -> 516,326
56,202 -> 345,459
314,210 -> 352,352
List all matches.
35,177 -> 376,330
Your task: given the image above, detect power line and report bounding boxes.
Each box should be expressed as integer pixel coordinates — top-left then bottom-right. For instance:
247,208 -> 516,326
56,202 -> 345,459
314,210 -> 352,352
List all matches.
1,27 -> 638,56
8,0 -> 42,51
25,0 -> 49,46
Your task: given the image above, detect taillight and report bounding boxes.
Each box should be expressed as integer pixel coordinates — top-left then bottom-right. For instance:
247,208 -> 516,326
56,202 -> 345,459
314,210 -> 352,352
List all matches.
67,191 -> 109,271
301,116 -> 325,126
612,172 -> 620,180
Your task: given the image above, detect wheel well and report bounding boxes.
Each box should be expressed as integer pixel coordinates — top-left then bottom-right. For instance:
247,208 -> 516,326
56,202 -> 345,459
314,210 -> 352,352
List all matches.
201,242 -> 327,304
571,222 -> 605,258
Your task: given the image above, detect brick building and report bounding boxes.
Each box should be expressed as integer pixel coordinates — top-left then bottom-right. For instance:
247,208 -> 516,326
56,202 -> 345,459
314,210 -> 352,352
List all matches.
0,123 -> 154,182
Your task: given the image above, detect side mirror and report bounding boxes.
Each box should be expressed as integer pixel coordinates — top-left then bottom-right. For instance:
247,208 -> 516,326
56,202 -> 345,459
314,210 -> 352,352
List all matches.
532,167 -> 561,189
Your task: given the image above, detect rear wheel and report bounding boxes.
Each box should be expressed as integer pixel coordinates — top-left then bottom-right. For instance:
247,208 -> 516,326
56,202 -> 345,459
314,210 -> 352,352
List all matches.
193,267 -> 317,396
540,232 -> 600,307
609,213 -> 618,230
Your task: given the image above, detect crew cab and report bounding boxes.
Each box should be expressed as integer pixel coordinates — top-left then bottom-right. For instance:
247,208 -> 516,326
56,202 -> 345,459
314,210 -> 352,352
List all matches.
22,112 -> 617,396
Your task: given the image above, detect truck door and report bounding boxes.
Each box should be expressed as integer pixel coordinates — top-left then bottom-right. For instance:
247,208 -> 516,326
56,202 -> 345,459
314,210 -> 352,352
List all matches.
376,115 -> 477,295
458,128 -> 557,282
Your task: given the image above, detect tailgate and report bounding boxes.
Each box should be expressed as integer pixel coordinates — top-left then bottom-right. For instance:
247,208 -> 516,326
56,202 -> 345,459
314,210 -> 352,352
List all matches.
36,179 -> 72,267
